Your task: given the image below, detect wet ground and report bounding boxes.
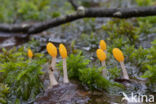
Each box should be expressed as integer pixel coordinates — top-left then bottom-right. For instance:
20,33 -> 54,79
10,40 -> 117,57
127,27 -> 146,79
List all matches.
35,83 -> 89,104
0,0 -> 156,103
1,31 -> 155,104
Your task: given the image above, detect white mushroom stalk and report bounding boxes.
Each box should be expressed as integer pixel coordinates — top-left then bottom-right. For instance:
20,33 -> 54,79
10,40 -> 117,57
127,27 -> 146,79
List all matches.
112,48 -> 129,80
96,49 -> 107,78
120,61 -> 129,80
59,44 -> 69,83
47,42 -> 58,87
63,58 -> 68,83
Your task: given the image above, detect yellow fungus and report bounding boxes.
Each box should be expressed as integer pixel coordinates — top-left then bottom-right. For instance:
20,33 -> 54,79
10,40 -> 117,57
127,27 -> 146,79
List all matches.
96,49 -> 106,62
59,44 -> 67,58
99,40 -> 107,51
112,48 -> 124,62
28,49 -> 33,58
46,42 -> 57,57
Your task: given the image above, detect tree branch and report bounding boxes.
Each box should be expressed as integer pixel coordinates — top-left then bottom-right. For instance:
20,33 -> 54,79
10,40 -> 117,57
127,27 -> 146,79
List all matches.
68,0 -> 79,10
0,24 -> 30,33
0,6 -> 156,35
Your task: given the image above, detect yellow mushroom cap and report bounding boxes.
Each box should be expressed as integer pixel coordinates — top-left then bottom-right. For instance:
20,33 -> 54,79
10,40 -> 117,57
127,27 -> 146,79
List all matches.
46,42 -> 57,57
59,44 -> 67,58
99,40 -> 107,51
28,49 -> 33,58
96,49 -> 106,62
112,48 -> 124,62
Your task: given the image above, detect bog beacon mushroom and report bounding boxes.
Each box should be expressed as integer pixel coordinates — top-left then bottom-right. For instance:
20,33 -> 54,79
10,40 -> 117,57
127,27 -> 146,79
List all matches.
28,49 -> 33,59
112,48 -> 129,80
96,49 -> 107,77
99,40 -> 107,53
46,42 -> 58,87
59,44 -> 69,83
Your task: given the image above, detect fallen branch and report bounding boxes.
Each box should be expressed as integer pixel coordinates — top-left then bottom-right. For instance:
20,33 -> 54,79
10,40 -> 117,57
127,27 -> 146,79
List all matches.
68,0 -> 79,10
0,6 -> 156,35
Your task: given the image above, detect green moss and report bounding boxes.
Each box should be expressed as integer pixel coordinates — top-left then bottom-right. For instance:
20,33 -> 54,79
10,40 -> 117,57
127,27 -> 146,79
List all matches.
79,67 -> 111,90
0,0 -> 72,23
102,19 -> 140,44
57,51 -> 123,90
108,67 -> 121,80
0,47 -> 46,101
123,45 -> 148,71
141,40 -> 156,84
0,83 -> 9,104
136,0 -> 155,6
57,51 -> 90,79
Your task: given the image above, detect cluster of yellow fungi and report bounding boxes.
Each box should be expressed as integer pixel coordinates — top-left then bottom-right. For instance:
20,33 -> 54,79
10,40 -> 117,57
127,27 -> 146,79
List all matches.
96,40 -> 129,80
27,42 -> 69,88
27,40 -> 129,88
46,42 -> 69,87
